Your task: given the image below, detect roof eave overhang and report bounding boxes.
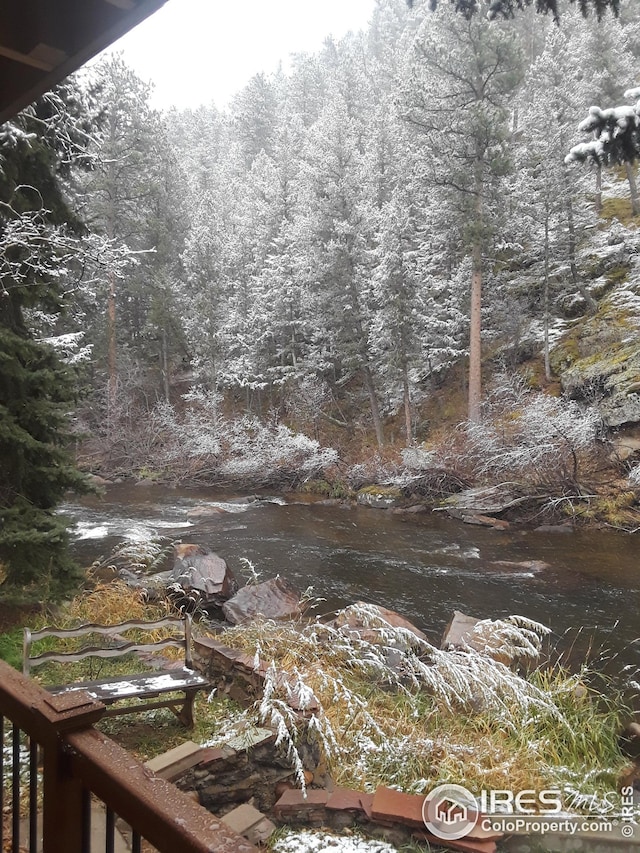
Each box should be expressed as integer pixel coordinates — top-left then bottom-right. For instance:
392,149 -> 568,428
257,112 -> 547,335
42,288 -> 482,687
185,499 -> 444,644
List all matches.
0,0 -> 168,125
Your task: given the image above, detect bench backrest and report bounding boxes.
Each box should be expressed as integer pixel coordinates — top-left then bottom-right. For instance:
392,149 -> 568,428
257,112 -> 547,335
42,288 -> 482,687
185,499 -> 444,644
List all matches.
23,615 -> 194,677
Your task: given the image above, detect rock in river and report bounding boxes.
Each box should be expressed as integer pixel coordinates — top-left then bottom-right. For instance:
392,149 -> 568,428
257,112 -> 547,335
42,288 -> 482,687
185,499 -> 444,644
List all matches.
222,577 -> 303,625
186,504 -> 228,520
333,602 -> 427,646
171,545 -> 237,607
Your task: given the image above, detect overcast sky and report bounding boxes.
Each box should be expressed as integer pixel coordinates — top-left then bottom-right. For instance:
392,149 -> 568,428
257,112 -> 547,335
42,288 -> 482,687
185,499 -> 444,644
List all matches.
102,0 -> 377,111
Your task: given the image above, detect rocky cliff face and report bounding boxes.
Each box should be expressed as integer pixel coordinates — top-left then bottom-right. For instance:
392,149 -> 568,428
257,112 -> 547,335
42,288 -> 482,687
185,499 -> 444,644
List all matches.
550,257 -> 640,427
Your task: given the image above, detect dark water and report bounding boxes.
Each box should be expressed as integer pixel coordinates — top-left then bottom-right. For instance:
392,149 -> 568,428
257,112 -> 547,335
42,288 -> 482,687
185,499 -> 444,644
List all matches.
60,483 -> 640,697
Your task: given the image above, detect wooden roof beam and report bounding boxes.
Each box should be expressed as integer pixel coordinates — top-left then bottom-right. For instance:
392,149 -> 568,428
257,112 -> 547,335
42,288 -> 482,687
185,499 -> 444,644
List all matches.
0,45 -> 56,72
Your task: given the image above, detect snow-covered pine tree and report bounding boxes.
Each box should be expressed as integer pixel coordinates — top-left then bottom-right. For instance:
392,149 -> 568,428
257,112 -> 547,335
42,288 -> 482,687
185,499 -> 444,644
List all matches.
402,2 -> 523,421
79,56 -> 165,418
416,0 -> 621,22
0,89 -> 92,588
295,95 -> 386,445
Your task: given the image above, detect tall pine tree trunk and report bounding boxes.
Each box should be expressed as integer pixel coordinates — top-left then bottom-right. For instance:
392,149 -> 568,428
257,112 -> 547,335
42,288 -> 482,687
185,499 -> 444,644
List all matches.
595,164 -> 602,214
161,326 -> 170,402
402,362 -> 412,446
468,158 -> 484,424
107,268 -> 117,410
543,206 -> 551,382
563,169 -> 596,312
106,111 -> 118,422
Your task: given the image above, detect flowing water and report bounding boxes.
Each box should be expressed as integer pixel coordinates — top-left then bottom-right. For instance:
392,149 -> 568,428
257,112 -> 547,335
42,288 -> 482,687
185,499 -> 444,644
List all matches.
60,483 -> 640,698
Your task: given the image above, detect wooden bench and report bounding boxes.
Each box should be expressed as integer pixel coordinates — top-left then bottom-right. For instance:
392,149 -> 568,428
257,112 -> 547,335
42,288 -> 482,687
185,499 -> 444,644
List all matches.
23,615 -> 210,728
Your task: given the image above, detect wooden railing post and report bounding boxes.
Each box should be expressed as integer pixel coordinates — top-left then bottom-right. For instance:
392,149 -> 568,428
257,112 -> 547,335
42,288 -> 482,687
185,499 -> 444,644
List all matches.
0,664 -> 106,853
41,739 -> 85,853
36,692 -> 108,853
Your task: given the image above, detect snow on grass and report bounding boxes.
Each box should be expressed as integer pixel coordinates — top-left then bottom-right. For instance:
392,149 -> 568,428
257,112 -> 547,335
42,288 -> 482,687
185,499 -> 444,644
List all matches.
272,829 -> 399,853
215,606 -> 627,802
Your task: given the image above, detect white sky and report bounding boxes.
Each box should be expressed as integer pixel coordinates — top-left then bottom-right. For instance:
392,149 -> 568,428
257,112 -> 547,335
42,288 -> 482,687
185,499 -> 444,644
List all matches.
102,0 -> 377,111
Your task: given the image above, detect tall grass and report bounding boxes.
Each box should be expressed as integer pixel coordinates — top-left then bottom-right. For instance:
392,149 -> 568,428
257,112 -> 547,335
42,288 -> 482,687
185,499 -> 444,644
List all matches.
218,606 -> 630,807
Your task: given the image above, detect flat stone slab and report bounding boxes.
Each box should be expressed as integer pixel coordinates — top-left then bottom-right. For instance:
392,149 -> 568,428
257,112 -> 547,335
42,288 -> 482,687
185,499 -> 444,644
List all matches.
222,804 -> 276,844
145,740 -> 204,780
371,786 -> 425,829
326,788 -> 372,814
463,514 -> 510,530
274,788 -> 329,819
225,728 -> 275,752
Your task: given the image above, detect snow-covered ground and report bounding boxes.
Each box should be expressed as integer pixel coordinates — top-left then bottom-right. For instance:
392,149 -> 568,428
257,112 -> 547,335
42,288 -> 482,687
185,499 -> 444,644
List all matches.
272,830 -> 400,853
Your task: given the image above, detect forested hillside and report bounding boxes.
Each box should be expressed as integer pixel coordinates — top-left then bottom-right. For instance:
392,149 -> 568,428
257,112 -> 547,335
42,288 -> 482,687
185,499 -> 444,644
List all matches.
24,0 -> 640,510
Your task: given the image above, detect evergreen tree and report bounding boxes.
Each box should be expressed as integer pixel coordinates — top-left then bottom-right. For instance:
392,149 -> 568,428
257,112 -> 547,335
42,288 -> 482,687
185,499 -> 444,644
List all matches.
230,73 -> 280,168
0,92 -> 91,588
80,56 -> 164,415
402,2 -> 523,421
566,88 -> 640,199
417,0 -> 621,22
296,96 -> 386,445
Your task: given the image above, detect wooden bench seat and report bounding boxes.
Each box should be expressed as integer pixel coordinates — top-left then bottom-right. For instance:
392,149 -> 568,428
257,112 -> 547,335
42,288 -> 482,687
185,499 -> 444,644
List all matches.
23,616 -> 210,728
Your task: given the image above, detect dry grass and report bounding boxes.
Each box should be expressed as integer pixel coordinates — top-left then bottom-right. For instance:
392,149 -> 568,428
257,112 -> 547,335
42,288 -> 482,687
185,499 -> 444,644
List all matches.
60,580 -> 173,626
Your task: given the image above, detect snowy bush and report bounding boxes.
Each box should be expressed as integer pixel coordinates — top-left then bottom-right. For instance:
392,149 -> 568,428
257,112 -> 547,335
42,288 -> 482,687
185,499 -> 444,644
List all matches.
154,388 -> 224,458
219,417 -> 338,484
420,375 -> 603,493
150,388 -> 337,487
627,464 -> 640,488
463,376 -> 602,489
344,454 -> 402,489
401,445 -> 437,470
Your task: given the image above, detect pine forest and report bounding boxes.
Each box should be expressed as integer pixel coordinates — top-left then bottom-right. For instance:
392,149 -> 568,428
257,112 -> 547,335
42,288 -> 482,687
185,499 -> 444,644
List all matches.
3,0 -> 640,585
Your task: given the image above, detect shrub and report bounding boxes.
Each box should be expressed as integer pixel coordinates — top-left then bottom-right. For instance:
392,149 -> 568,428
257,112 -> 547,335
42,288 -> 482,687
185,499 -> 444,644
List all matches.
152,389 -> 338,487
423,375 -> 603,494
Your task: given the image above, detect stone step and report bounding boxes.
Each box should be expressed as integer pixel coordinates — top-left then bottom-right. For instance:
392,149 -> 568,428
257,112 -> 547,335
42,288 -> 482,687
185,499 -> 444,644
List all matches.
144,739 -> 204,781
221,803 -> 276,845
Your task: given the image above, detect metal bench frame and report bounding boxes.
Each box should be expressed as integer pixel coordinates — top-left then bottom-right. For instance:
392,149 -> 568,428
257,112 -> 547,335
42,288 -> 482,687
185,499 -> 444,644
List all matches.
23,616 -> 210,728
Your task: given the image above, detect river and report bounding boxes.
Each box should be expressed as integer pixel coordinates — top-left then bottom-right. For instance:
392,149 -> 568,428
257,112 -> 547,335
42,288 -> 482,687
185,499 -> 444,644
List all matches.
60,482 -> 640,699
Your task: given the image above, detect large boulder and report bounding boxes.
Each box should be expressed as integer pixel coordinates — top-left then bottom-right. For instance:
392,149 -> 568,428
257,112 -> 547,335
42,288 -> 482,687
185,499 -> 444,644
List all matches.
222,577 -> 302,625
441,610 -> 543,666
442,484 -> 523,517
171,545 -> 237,608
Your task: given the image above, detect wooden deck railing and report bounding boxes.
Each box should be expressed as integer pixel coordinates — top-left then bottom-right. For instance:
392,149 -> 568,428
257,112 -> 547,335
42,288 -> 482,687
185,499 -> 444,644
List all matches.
0,660 -> 257,853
